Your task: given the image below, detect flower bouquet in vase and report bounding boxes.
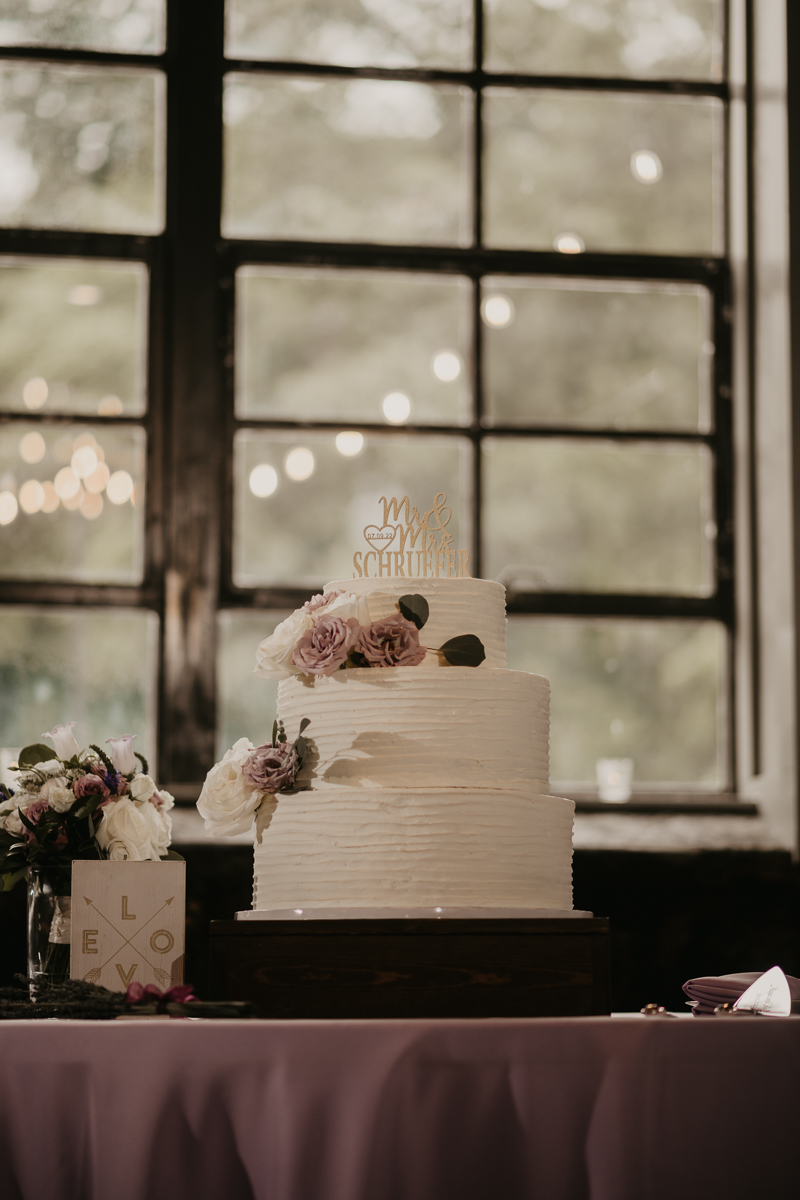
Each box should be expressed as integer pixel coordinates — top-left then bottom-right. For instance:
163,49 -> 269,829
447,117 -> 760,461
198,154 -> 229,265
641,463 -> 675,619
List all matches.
0,723 -> 180,996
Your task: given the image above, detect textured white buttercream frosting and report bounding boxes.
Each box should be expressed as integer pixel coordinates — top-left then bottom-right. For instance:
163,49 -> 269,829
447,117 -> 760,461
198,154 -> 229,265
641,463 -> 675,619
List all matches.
253,790 -> 574,911
324,576 -> 506,668
278,667 -> 550,794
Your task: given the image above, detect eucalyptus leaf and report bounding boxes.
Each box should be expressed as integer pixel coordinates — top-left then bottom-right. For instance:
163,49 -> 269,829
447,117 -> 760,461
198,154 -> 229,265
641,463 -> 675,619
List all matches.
272,720 -> 278,747
17,744 -> 54,770
439,635 -> 486,667
398,593 -> 429,630
2,868 -> 26,892
299,717 -> 311,734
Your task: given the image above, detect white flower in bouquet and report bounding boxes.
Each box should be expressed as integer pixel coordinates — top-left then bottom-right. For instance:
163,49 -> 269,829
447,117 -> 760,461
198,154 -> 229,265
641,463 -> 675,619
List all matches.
254,610 -> 314,679
129,773 -> 157,802
136,797 -> 171,858
39,776 -> 75,813
197,737 -> 265,836
105,734 -> 138,775
156,789 -> 175,812
95,797 -> 160,861
36,760 -> 64,776
42,722 -> 79,760
0,797 -> 24,836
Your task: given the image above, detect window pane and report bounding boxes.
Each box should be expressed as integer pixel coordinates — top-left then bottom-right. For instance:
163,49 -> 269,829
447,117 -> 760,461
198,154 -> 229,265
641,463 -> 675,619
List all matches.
507,617 -> 726,787
482,277 -> 711,431
234,429 -> 470,586
0,64 -> 165,235
483,438 -> 712,594
237,267 -> 471,425
0,422 -> 145,583
217,610 -> 288,759
226,0 -> 472,69
0,258 -> 147,417
223,75 -> 470,245
0,0 -> 165,54
485,0 -> 723,82
484,90 -> 722,255
0,606 -> 158,786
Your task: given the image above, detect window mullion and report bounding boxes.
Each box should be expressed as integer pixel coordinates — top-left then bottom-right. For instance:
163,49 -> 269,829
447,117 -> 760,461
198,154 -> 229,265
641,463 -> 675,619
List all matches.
160,0 -> 226,785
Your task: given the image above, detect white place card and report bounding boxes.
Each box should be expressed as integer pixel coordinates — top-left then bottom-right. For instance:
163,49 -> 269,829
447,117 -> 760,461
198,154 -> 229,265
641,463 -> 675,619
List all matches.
70,861 -> 185,992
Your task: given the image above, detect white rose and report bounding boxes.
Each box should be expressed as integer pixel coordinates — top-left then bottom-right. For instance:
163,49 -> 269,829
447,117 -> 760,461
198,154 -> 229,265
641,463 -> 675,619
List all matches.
155,789 -> 175,812
40,778 -> 76,813
37,760 -> 63,776
0,798 -> 24,835
95,798 -> 158,862
254,609 -> 314,680
135,798 -> 171,858
104,838 -> 135,861
129,774 -> 156,802
314,591 -> 371,627
196,737 -> 265,836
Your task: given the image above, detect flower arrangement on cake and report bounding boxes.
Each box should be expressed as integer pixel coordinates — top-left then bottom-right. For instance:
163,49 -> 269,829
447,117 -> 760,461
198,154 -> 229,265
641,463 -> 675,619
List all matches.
197,718 -> 310,837
0,722 -> 178,890
254,588 -> 485,680
197,588 -> 487,840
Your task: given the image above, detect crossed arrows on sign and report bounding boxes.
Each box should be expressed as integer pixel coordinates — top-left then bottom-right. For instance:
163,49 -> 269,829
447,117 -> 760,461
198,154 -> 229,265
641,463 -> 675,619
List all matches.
82,896 -> 175,989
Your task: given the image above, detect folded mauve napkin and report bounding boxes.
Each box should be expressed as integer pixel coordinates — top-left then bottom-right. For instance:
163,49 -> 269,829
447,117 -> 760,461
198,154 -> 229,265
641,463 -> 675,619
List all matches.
683,970 -> 800,1015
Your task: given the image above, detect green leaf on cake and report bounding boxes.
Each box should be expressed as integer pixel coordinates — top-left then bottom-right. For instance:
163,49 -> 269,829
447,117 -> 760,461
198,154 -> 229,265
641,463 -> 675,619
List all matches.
299,717 -> 311,734
439,635 -> 486,667
272,720 -> 279,746
17,743 -> 55,769
398,594 -> 429,630
349,650 -> 369,668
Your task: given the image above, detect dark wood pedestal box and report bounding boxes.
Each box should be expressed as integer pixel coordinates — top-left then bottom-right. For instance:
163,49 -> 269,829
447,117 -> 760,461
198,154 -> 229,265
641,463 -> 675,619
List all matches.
209,917 -> 610,1018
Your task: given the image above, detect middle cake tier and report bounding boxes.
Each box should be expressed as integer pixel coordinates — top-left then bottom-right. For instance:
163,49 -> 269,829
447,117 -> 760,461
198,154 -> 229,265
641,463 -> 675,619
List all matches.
278,666 -> 550,794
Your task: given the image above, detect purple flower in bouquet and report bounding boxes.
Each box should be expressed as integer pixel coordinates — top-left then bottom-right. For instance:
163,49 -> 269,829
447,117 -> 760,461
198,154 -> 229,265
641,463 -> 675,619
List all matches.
355,615 -> 427,668
73,774 -> 111,802
292,614 -> 359,677
21,799 -> 67,848
241,741 -> 299,794
302,590 -> 342,614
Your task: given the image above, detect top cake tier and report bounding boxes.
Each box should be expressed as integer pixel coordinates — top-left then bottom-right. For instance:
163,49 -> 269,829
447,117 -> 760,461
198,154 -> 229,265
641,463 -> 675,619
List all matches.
324,576 -> 507,669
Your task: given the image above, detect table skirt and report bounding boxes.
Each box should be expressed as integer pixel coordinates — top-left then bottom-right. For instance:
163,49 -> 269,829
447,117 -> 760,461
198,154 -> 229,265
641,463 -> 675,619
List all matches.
1,1016 -> 798,1200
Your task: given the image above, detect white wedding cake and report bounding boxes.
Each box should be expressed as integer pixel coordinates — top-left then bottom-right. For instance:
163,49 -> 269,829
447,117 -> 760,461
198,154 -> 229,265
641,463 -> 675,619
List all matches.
250,576 -> 574,913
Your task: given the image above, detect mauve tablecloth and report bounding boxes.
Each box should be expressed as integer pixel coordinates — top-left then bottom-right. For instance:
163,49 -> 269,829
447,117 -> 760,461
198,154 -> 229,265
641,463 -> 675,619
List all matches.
1,1016 -> 798,1200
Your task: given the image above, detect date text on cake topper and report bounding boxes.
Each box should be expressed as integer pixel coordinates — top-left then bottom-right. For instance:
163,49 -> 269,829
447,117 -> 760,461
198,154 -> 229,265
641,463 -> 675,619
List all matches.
353,493 -> 471,579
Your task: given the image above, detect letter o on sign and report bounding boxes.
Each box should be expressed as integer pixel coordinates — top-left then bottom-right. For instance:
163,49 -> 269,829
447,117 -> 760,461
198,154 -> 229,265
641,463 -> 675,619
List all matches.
150,929 -> 174,954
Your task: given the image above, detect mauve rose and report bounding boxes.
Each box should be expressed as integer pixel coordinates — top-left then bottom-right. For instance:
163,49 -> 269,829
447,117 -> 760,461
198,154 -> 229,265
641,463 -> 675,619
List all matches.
302,590 -> 342,614
73,774 -> 111,801
292,614 -> 359,677
355,615 -> 427,668
241,741 -> 298,794
21,799 -> 67,848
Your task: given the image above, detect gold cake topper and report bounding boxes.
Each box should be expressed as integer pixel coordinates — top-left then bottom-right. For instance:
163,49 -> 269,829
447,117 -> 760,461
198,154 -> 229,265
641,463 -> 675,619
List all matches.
353,493 -> 471,580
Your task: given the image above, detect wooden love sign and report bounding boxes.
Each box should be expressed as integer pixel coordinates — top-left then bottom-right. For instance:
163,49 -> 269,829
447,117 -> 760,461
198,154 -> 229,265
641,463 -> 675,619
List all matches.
70,860 -> 186,992
354,492 -> 472,580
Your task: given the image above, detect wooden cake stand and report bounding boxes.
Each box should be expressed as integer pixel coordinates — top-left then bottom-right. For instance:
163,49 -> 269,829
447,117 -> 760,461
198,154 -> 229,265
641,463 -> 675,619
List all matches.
209,910 -> 610,1018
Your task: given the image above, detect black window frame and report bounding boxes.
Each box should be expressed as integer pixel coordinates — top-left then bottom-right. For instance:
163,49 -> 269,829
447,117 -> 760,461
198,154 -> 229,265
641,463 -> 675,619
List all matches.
0,0 -> 746,810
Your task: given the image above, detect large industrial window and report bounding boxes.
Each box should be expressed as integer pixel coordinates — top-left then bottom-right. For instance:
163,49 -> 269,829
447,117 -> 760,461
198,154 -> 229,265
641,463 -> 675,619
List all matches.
0,1 -> 742,809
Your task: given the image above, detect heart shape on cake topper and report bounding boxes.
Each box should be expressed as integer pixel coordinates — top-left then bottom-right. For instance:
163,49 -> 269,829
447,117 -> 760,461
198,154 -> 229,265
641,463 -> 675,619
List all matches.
363,524 -> 397,551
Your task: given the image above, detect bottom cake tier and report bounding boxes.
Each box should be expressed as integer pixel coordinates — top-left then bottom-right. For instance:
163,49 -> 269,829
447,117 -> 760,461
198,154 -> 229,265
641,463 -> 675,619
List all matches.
252,789 -> 575,911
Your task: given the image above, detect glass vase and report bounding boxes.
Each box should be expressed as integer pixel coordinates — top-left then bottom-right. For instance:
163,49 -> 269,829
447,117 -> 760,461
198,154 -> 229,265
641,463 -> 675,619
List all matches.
27,865 -> 73,998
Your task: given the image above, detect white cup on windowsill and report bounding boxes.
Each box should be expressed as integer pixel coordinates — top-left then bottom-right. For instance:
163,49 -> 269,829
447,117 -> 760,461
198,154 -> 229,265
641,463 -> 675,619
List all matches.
596,758 -> 634,803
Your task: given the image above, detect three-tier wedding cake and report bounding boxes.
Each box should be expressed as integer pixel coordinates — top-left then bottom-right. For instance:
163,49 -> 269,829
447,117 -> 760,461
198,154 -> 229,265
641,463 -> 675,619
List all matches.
197,494 -> 575,915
